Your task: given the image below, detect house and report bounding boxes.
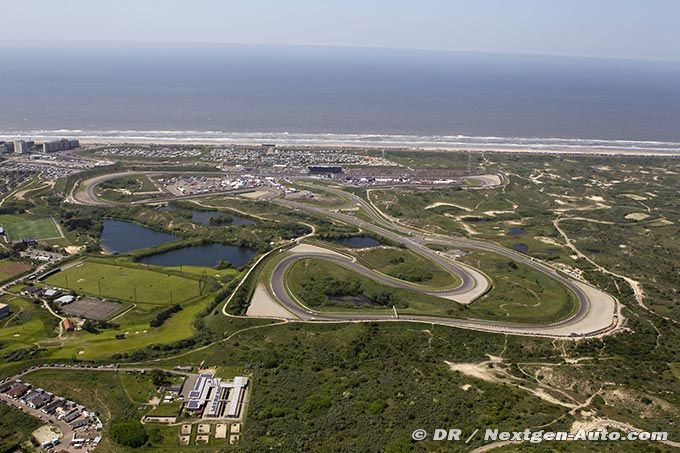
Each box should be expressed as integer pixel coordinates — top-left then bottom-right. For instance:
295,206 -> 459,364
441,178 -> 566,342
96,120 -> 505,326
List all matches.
0,303 -> 9,320
20,286 -> 43,298
0,381 -> 15,393
42,398 -> 65,414
62,319 -> 75,332
55,295 -> 76,306
7,383 -> 30,399
43,288 -> 61,299
70,418 -> 91,430
63,409 -> 81,423
27,392 -> 52,409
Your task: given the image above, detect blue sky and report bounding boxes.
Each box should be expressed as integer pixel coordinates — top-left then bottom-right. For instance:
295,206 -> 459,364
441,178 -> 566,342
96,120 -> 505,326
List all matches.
3,0 -> 680,61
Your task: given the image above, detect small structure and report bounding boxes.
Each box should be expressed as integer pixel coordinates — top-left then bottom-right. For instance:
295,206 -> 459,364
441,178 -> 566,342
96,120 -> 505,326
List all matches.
21,286 -> 43,298
0,303 -> 9,320
308,165 -> 343,175
55,295 -> 76,306
27,391 -> 52,409
7,383 -> 31,399
62,319 -> 75,332
43,288 -> 61,299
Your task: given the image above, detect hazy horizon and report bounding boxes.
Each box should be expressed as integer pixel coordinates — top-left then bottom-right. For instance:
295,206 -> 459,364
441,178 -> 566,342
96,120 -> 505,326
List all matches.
3,0 -> 680,62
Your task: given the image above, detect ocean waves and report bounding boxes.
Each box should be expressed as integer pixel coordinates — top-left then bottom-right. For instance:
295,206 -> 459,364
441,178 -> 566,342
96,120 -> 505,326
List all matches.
2,130 -> 680,153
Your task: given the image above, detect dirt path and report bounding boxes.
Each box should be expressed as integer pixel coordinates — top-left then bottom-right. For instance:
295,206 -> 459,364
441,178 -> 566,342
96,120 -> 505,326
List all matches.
553,216 -> 647,310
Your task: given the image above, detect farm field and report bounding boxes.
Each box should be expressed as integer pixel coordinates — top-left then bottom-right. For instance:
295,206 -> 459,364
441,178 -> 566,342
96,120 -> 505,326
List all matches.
1,218 -> 62,241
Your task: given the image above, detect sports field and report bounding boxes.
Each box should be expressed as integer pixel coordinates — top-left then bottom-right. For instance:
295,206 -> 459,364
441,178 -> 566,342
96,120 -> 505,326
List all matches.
44,260 -> 205,309
2,218 -> 61,241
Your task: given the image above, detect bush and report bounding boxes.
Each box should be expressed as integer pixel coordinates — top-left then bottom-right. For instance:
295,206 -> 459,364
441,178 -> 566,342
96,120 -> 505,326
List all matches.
109,419 -> 148,448
150,305 -> 182,328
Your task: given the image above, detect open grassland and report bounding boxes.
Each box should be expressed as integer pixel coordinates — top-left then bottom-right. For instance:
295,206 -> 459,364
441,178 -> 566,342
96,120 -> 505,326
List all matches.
350,246 -> 461,289
461,250 -> 577,323
44,258 -> 205,309
0,289 -> 211,362
2,217 -> 61,241
286,257 -> 466,317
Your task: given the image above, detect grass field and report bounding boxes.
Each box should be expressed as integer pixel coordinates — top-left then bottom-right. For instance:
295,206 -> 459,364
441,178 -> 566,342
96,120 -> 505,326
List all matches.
2,218 -> 61,241
461,250 -> 578,324
350,246 -> 461,289
286,257 -> 466,317
0,259 -> 32,281
44,259 -> 205,309
0,294 -> 60,356
26,293 -> 212,361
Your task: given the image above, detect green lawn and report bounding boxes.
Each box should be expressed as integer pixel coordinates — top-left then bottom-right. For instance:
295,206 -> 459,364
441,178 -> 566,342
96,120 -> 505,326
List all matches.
2,218 -> 61,241
461,250 -> 578,324
147,400 -> 183,417
51,294 -> 212,360
0,294 -> 60,356
44,259 -> 205,309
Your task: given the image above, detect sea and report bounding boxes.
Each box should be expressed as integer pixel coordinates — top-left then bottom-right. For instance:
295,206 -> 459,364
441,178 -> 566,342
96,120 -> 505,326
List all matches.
2,42 -> 680,152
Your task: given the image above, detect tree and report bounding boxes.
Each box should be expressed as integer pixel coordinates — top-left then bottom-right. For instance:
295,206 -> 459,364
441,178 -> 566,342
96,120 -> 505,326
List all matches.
150,369 -> 169,387
110,419 -> 148,448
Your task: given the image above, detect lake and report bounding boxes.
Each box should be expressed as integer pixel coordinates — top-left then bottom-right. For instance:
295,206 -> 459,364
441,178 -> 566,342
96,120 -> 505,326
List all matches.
100,220 -> 178,254
142,243 -> 258,268
332,236 -> 381,248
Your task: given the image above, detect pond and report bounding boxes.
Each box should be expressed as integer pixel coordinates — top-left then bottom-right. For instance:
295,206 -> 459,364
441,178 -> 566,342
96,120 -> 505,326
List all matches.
332,236 -> 381,248
512,243 -> 529,253
507,227 -> 525,236
141,243 -> 258,268
101,220 -> 178,254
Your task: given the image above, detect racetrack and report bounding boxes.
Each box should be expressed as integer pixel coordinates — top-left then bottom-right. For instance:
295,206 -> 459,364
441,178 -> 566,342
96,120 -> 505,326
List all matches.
72,170 -> 622,339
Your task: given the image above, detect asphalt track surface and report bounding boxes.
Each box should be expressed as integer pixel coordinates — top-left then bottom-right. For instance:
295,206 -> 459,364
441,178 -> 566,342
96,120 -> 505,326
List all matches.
74,171 -> 621,338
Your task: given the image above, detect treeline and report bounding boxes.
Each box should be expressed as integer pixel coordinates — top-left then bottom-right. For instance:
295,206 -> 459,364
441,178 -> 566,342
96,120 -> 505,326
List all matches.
82,320 -> 119,334
150,304 -> 182,328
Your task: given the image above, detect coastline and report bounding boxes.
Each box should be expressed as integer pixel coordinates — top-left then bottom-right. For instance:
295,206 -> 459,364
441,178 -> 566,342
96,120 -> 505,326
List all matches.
3,131 -> 680,157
